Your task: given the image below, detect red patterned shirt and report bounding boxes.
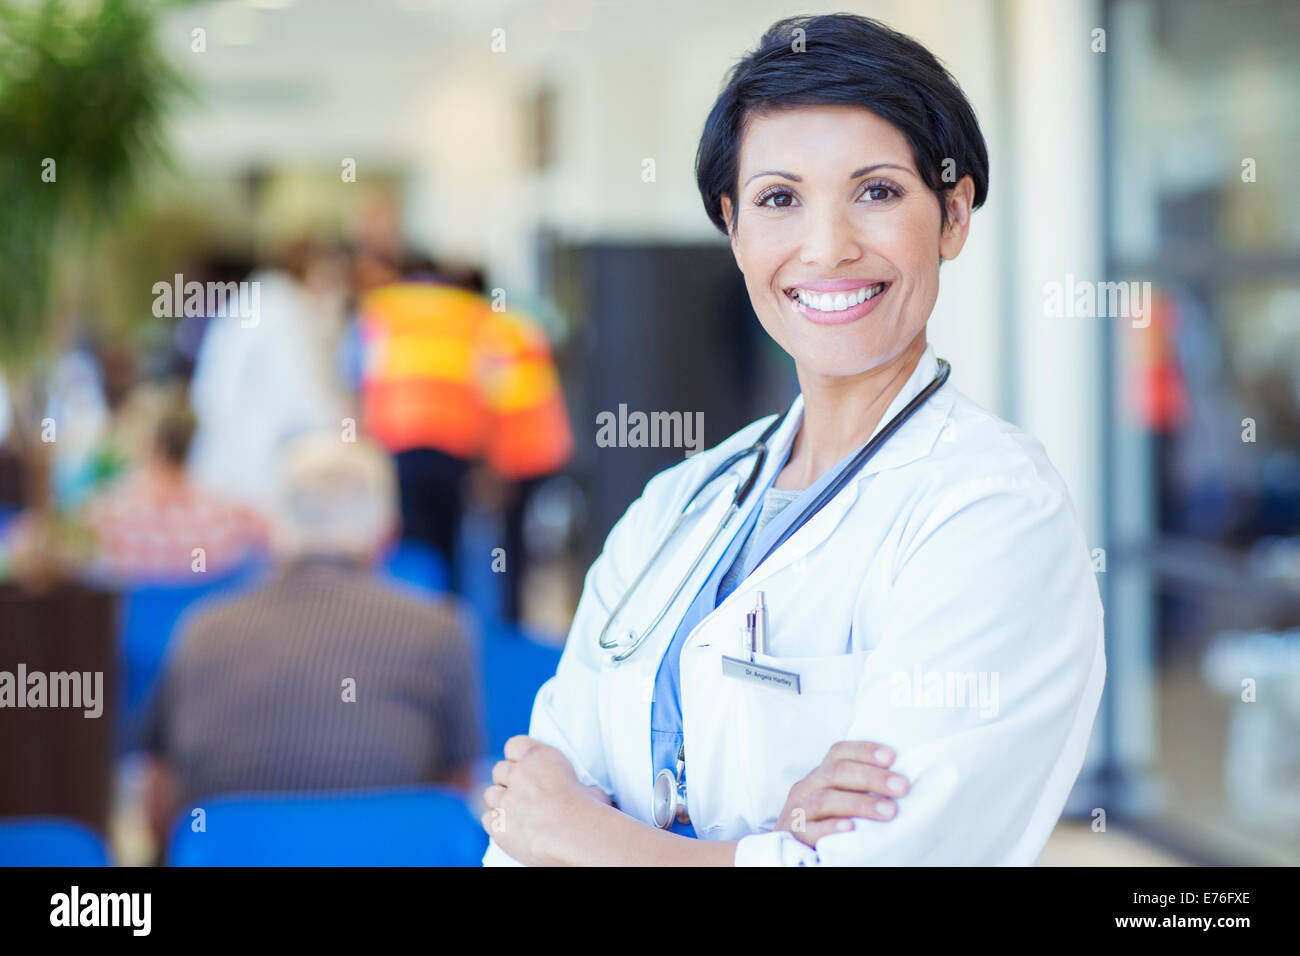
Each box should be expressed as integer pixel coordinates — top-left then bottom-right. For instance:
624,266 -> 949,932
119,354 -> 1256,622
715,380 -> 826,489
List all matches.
83,469 -> 268,583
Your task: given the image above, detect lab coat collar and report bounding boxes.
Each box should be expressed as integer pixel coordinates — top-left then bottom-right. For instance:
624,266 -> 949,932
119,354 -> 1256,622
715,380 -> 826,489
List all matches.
755,341 -> 953,489
708,342 -> 954,598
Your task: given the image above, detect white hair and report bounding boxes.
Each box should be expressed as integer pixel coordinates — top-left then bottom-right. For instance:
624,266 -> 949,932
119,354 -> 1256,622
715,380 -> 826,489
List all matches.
275,434 -> 397,560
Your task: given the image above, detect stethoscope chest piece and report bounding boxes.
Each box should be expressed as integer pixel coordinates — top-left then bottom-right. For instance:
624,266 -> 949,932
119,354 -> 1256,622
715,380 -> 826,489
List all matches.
651,768 -> 679,828
651,744 -> 688,828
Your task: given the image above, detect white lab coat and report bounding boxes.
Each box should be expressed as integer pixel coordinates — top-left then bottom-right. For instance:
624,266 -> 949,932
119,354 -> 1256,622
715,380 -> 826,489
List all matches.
188,270 -> 343,514
484,343 -> 1106,866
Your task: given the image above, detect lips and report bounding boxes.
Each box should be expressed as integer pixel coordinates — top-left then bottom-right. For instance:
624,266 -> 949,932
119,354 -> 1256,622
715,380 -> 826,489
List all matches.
787,278 -> 888,293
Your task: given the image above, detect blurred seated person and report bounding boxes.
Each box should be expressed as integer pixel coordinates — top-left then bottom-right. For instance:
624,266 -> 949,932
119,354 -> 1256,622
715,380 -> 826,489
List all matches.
81,401 -> 268,583
140,434 -> 483,857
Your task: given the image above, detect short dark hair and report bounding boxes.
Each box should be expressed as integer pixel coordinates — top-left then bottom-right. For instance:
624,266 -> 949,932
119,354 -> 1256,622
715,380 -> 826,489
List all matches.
155,404 -> 197,467
695,14 -> 989,237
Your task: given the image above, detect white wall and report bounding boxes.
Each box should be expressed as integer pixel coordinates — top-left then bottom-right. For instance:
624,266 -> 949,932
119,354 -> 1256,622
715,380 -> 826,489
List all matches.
1005,0 -> 1104,547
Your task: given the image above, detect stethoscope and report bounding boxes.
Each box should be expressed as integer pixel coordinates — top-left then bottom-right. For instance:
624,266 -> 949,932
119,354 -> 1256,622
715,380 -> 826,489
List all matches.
596,358 -> 952,665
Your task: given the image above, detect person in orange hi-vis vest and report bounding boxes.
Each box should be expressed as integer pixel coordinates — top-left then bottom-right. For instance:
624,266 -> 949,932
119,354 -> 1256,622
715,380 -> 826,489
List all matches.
358,272 -> 574,607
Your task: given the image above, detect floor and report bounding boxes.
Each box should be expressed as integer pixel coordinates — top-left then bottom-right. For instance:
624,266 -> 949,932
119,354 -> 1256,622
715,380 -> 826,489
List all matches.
1036,821 -> 1188,866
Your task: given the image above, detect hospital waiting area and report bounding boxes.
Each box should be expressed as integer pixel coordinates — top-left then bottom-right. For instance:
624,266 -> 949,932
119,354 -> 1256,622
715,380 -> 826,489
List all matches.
1,0 -> 1298,870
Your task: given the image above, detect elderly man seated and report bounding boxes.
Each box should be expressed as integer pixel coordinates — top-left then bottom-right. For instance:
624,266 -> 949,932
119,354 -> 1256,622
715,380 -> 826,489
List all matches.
140,433 -> 482,859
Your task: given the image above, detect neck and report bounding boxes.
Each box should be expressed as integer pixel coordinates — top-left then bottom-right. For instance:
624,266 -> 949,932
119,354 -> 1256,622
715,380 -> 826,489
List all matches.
147,460 -> 188,488
776,333 -> 927,490
286,551 -> 369,572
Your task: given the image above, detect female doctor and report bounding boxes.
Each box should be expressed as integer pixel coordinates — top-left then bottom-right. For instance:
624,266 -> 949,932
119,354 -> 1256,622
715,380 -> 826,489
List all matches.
482,13 -> 1106,866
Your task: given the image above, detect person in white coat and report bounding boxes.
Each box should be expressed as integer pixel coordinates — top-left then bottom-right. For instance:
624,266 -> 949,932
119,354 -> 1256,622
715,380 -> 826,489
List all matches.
188,254 -> 345,516
481,12 -> 1105,866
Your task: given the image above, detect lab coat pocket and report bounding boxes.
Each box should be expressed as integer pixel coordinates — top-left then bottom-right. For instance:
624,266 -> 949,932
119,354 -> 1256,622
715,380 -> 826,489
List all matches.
730,647 -> 871,831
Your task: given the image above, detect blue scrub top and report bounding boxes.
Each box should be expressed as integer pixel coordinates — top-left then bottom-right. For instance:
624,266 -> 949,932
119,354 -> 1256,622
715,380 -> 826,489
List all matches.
649,434 -> 867,837
648,468 -> 774,838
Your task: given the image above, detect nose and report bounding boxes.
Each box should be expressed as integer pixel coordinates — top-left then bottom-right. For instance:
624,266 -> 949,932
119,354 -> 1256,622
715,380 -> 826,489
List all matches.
799,204 -> 863,270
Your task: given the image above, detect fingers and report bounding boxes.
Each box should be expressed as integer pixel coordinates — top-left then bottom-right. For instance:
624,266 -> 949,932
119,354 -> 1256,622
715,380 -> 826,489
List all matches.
482,783 -> 505,810
826,740 -> 896,768
794,818 -> 857,848
491,759 -> 512,788
786,792 -> 899,849
502,735 -> 538,761
480,806 -> 509,839
779,740 -> 908,847
818,759 -> 909,798
804,787 -> 899,823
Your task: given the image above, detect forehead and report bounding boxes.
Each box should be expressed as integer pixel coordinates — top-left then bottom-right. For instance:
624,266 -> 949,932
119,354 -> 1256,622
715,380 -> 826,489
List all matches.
737,104 -> 915,173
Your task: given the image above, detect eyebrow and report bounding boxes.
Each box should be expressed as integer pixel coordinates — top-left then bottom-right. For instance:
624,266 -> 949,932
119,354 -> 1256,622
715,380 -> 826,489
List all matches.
743,163 -> 911,187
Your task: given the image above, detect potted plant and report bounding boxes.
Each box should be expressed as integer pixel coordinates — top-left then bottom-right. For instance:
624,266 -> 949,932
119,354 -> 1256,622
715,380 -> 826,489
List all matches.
0,0 -> 189,582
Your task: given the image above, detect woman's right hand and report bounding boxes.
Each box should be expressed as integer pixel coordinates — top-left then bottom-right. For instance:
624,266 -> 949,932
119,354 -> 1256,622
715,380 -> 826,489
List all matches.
775,741 -> 910,848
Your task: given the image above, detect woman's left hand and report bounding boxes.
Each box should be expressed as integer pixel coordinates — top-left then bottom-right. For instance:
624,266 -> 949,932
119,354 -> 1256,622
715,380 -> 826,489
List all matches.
481,735 -> 613,866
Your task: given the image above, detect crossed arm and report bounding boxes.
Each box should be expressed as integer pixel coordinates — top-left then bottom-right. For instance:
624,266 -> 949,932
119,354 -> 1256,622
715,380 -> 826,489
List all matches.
482,474 -> 1105,867
481,734 -> 908,866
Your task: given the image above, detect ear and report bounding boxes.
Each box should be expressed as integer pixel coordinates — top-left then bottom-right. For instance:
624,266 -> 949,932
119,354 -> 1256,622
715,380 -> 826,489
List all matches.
719,194 -> 743,272
937,175 -> 976,262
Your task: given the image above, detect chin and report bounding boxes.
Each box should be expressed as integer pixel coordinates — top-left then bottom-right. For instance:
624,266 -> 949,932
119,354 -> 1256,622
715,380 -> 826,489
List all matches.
783,324 -> 904,374
788,343 -> 890,378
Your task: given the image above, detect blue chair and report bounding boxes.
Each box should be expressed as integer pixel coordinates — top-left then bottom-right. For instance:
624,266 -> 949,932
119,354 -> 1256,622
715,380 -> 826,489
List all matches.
167,786 -> 487,866
116,561 -> 267,754
0,819 -> 110,866
379,539 -> 450,598
456,509 -> 510,627
480,623 -> 564,758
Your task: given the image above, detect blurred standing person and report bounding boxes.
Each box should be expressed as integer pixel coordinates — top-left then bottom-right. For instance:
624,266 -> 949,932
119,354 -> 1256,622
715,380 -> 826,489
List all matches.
141,435 -> 482,858
356,256 -> 573,604
187,240 -> 346,515
170,254 -> 254,382
43,346 -> 111,510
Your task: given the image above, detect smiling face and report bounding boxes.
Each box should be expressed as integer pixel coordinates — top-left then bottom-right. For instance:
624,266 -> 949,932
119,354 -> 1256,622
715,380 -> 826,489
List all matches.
720,104 -> 974,380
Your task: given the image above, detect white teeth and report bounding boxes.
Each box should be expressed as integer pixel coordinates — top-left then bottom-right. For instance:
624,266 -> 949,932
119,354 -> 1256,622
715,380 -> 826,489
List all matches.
792,283 -> 884,312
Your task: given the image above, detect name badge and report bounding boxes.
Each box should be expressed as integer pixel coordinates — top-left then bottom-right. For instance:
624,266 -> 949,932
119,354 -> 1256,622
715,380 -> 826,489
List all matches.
721,654 -> 801,695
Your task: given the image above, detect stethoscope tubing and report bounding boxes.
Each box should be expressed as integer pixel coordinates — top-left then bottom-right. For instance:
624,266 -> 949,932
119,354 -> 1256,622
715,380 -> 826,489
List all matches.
597,357 -> 951,662
749,358 -> 950,571
596,413 -> 785,660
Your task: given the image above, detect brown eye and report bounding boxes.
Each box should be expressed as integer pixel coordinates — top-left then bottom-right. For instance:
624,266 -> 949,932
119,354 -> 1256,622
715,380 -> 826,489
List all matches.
757,188 -> 797,208
865,185 -> 893,202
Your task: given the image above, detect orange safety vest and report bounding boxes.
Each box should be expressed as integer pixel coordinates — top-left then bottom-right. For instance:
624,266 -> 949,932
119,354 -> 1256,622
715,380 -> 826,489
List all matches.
359,281 -> 574,479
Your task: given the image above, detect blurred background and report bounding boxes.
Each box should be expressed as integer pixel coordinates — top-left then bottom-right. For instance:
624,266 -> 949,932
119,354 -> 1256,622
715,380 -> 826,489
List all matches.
0,0 -> 1297,866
